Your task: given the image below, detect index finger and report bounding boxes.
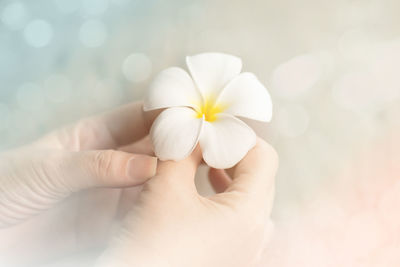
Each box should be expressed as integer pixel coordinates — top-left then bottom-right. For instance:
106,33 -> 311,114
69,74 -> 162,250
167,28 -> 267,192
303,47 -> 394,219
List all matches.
38,102 -> 160,150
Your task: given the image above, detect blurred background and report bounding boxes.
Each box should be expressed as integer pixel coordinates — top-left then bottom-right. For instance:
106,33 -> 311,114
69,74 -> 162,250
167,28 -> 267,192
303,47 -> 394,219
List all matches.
1,0 -> 400,265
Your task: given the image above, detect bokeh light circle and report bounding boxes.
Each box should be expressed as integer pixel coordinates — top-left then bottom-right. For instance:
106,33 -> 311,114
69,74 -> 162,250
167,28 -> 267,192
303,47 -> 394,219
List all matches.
276,105 -> 310,137
54,0 -> 81,14
1,1 -> 28,30
17,82 -> 44,111
271,53 -> 322,98
23,19 -> 53,48
331,71 -> 380,112
122,53 -> 152,83
79,20 -> 108,47
82,0 -> 109,16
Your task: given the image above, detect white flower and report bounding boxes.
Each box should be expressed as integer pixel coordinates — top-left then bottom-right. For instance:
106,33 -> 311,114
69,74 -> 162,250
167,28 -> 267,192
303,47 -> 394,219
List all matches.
144,52 -> 272,169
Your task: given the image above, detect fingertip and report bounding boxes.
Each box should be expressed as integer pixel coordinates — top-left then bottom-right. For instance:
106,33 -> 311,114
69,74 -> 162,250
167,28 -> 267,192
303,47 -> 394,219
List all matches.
118,136 -> 155,156
236,138 -> 279,177
255,138 -> 279,170
126,155 -> 158,184
66,150 -> 158,190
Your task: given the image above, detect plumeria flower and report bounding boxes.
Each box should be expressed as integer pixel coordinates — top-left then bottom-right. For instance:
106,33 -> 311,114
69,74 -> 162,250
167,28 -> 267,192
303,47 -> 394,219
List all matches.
144,53 -> 272,169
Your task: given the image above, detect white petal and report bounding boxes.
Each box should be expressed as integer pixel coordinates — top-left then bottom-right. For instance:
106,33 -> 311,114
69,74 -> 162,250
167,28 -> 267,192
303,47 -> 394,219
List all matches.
186,53 -> 242,99
150,107 -> 203,161
143,67 -> 202,111
199,114 -> 256,169
216,72 -> 273,122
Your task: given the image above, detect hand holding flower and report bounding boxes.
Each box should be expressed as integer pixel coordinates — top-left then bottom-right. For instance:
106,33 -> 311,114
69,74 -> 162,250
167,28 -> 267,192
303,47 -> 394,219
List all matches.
97,139 -> 278,267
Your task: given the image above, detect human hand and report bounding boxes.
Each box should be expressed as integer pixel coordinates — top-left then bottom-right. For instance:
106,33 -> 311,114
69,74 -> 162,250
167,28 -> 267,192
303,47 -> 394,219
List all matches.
97,139 -> 278,267
0,102 -> 157,265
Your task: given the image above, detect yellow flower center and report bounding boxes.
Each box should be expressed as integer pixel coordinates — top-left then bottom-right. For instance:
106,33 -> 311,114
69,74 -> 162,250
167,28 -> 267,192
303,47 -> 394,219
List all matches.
195,96 -> 225,122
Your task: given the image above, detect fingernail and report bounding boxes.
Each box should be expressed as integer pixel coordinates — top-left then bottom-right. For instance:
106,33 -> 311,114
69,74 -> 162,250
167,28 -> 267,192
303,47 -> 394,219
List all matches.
126,155 -> 157,181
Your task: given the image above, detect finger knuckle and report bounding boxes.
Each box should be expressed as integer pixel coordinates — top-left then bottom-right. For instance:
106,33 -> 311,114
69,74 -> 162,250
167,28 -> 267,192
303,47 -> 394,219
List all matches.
25,151 -> 72,195
92,150 -> 117,177
74,118 -> 110,150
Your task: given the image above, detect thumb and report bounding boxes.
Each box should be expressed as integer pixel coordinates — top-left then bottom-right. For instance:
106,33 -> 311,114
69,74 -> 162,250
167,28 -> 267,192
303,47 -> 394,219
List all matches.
222,139 -> 278,214
59,150 -> 157,191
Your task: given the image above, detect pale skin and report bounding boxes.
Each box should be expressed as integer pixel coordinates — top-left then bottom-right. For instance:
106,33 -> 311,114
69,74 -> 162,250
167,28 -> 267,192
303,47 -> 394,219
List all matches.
0,102 -> 278,267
